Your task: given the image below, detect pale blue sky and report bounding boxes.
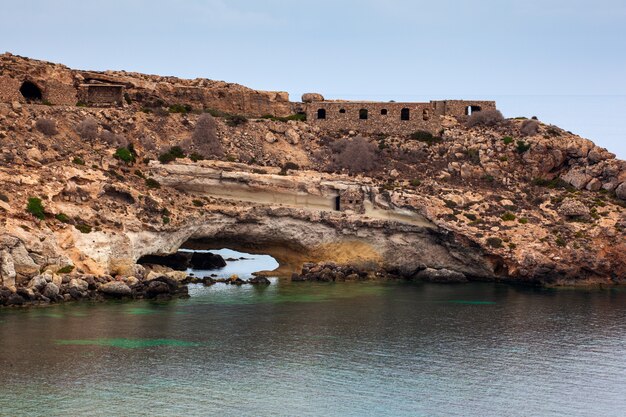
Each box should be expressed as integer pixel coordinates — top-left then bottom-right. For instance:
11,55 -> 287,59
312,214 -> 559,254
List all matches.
2,0 -> 625,156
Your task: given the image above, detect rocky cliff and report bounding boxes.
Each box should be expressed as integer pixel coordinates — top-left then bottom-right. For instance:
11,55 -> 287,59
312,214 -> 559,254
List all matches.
0,55 -> 625,296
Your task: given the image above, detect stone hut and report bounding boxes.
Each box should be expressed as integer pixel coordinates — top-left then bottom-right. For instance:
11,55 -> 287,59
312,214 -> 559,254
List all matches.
335,188 -> 365,214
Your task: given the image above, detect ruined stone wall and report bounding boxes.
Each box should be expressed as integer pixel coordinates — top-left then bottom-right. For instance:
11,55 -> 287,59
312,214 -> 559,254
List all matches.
0,76 -> 22,103
43,81 -> 77,105
305,102 -> 443,135
79,85 -> 123,106
305,100 -> 497,135
166,86 -> 292,117
439,100 -> 497,117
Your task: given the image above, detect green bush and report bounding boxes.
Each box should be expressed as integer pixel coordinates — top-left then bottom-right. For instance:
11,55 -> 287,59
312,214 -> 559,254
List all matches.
501,212 -> 516,221
168,104 -> 192,114
55,213 -> 70,223
0,193 -> 8,203
410,179 -> 421,187
410,130 -> 442,145
555,236 -> 566,247
486,237 -> 504,248
189,152 -> 204,162
26,197 -> 45,220
261,113 -> 307,122
280,162 -> 300,175
226,114 -> 248,127
502,136 -> 514,145
75,223 -> 92,234
516,140 -> 531,153
192,199 -> 204,207
145,178 -> 161,189
57,265 -> 75,274
72,156 -> 85,165
114,147 -> 135,163
518,217 -> 529,224
158,146 -> 186,164
464,213 -> 477,221
162,216 -> 170,225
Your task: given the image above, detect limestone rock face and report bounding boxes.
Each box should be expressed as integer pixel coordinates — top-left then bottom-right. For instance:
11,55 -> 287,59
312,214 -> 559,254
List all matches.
0,250 -> 16,288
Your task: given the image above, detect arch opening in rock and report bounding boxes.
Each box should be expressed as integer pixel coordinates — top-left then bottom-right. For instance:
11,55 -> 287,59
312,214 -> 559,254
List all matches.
19,80 -> 43,102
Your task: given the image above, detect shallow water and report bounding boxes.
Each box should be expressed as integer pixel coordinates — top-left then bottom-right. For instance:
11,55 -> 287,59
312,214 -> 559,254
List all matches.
1,253 -> 625,416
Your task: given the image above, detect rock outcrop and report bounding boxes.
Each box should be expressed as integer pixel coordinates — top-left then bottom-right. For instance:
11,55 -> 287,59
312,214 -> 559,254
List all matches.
0,53 -> 624,302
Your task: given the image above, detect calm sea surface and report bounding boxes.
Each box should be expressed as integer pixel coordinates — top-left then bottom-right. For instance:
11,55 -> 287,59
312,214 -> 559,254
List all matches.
1,250 -> 625,417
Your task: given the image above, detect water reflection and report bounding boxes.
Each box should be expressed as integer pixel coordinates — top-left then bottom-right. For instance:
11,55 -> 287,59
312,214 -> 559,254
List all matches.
1,266 -> 625,416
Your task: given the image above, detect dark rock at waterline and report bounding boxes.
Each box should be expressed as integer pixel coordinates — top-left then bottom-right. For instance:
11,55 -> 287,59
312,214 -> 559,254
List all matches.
248,276 -> 271,285
146,280 -> 170,296
6,293 -> 26,306
138,253 -> 192,271
190,252 -> 226,270
412,268 -> 468,283
202,277 -> 215,286
293,262 -> 377,282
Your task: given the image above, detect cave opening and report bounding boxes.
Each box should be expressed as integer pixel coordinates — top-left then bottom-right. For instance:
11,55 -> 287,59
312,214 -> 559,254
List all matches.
19,81 -> 43,102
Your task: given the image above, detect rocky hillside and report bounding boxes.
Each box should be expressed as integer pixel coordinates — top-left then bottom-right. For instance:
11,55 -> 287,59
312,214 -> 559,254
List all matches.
1,58 -> 625,294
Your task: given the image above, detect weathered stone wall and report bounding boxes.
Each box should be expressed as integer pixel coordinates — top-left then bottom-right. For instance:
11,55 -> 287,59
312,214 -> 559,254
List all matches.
305,100 -> 496,135
0,76 -> 22,103
43,81 -> 77,105
79,85 -> 123,106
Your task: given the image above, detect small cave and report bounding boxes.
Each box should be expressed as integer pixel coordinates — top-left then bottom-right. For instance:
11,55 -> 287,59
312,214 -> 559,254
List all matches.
19,80 -> 43,102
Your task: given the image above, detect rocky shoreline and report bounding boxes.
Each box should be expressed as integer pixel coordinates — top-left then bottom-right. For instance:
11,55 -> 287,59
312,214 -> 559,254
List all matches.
0,268 -> 271,308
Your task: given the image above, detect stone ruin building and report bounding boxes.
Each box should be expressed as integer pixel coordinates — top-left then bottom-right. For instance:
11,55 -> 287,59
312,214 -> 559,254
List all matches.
0,53 -> 497,136
300,93 -> 496,135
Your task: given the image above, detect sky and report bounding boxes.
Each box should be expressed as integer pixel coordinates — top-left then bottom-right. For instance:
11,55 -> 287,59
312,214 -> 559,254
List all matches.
2,0 -> 625,157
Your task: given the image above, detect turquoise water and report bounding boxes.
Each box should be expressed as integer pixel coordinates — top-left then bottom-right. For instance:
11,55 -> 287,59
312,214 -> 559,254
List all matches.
1,255 -> 626,416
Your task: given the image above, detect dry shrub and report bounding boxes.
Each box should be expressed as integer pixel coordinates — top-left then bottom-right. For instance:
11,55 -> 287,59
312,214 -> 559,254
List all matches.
191,114 -> 223,157
466,109 -> 504,127
76,118 -> 99,141
520,119 -> 539,137
100,130 -> 126,147
328,136 -> 379,174
36,118 -> 58,136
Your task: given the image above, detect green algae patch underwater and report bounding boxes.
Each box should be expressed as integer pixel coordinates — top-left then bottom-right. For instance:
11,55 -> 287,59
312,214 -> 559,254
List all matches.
446,300 -> 496,305
55,338 -> 200,349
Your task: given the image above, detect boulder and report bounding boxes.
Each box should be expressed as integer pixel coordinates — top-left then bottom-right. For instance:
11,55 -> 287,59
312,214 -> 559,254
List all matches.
265,132 -> 277,143
69,278 -> 89,292
413,268 -> 468,283
561,168 -> 592,190
27,275 -> 48,291
558,198 -> 590,218
616,182 -> 626,201
137,252 -> 192,271
99,281 -> 132,297
301,93 -> 324,103
146,280 -> 170,296
248,276 -> 270,285
285,128 -> 300,145
190,252 -> 226,270
42,282 -> 60,299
